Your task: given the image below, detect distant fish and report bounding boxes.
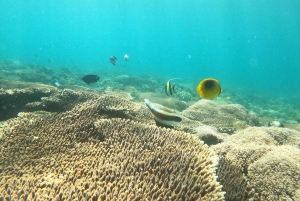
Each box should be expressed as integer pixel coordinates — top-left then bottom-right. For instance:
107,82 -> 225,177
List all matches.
53,79 -> 60,87
124,54 -> 129,61
109,56 -> 117,65
267,121 -> 284,128
164,78 -> 179,96
82,74 -> 100,84
48,59 -> 51,63
197,78 -> 222,99
144,99 -> 182,127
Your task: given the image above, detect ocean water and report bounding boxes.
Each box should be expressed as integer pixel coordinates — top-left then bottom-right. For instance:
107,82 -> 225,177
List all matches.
0,0 -> 300,97
1,1 -> 300,200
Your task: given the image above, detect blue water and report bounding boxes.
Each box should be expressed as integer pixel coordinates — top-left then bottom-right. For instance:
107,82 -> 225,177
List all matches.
0,0 -> 300,97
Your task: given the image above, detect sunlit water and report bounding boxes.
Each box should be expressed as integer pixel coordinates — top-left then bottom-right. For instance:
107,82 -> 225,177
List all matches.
0,0 -> 299,104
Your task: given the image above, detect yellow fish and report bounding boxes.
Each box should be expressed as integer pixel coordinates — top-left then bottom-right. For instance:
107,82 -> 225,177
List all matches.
197,78 -> 222,99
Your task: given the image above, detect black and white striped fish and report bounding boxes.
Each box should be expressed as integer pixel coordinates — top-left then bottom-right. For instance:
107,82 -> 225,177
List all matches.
164,79 -> 179,96
144,99 -> 182,127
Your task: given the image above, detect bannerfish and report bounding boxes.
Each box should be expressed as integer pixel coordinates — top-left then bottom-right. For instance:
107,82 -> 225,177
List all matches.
144,99 -> 182,127
124,54 -> 129,61
164,78 -> 179,96
197,78 -> 222,99
82,74 -> 100,84
109,56 -> 117,65
267,121 -> 284,128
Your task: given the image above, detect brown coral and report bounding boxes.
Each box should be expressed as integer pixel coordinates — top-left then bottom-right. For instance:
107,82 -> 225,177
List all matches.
0,89 -> 225,200
248,146 -> 300,200
0,79 -> 57,121
181,99 -> 259,129
216,157 -> 249,201
212,127 -> 300,201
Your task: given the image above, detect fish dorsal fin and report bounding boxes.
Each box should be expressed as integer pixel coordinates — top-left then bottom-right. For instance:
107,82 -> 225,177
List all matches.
167,78 -> 180,82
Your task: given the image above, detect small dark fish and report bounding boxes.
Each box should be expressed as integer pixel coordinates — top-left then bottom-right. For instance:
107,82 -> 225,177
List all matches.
48,59 -> 51,63
164,79 -> 177,96
82,74 -> 100,84
109,56 -> 117,65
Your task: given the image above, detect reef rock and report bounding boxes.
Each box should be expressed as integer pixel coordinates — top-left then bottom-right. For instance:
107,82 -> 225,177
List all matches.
0,85 -> 225,200
212,127 -> 300,201
0,79 -> 57,121
181,99 -> 259,131
193,125 -> 229,146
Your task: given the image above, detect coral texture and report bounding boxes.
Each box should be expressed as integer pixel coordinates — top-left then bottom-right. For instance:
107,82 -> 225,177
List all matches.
181,99 -> 259,129
0,79 -> 57,121
0,89 -> 225,200
193,125 -> 229,146
212,127 -> 300,201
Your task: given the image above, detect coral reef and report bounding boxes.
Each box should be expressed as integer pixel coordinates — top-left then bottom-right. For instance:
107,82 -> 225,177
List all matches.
224,88 -> 300,124
248,146 -> 300,200
1,60 -> 300,124
0,79 -> 149,123
284,123 -> 300,132
232,120 -> 248,130
0,79 -> 58,121
193,125 -> 229,146
135,96 -> 260,145
101,74 -> 164,95
0,82 -> 225,200
0,60 -> 82,86
173,85 -> 194,102
216,157 -> 249,201
181,99 -> 259,132
212,127 -> 300,201
2,69 -> 300,200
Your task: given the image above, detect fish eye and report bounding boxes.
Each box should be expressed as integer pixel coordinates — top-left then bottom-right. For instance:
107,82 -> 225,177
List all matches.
204,80 -> 214,89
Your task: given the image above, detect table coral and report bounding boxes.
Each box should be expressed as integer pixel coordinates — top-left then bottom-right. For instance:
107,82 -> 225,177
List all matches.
0,87 -> 225,200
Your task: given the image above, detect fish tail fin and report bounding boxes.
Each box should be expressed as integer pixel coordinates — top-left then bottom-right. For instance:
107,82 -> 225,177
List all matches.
144,99 -> 161,115
144,99 -> 154,110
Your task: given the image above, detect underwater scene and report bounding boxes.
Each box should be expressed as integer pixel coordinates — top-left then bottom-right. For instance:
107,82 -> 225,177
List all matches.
0,0 -> 300,200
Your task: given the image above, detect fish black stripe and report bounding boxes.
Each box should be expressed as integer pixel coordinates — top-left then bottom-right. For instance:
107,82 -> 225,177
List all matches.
166,81 -> 172,96
165,85 -> 169,96
151,108 -> 182,122
145,99 -> 182,123
169,81 -> 173,95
